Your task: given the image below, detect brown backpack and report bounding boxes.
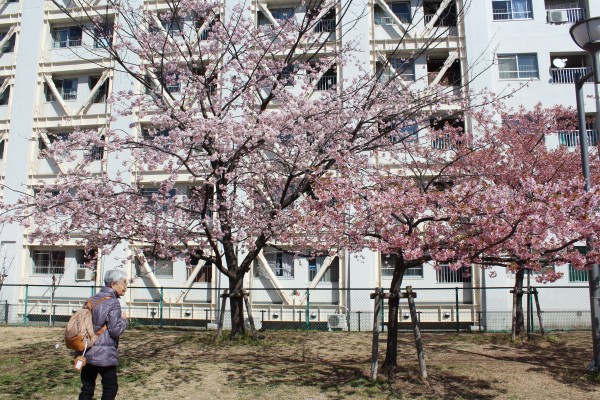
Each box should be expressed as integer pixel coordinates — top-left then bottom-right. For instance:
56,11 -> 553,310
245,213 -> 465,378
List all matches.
64,296 -> 110,353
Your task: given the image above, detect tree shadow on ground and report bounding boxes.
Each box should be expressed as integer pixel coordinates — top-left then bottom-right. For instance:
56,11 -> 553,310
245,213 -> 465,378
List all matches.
117,329 -> 510,399
423,333 -> 599,391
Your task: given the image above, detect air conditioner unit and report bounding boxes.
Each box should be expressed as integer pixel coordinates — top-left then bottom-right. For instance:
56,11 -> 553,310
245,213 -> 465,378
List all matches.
76,267 -> 92,281
327,314 -> 348,331
548,10 -> 568,23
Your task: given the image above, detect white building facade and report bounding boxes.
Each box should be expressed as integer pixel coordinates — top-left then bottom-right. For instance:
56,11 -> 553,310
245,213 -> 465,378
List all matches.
0,0 -> 597,331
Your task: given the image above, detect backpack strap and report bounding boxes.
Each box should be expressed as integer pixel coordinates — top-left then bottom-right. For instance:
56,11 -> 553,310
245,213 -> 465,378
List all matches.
85,296 -> 112,335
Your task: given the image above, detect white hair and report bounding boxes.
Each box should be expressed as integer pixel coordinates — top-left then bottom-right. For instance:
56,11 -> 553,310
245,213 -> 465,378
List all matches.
104,269 -> 128,287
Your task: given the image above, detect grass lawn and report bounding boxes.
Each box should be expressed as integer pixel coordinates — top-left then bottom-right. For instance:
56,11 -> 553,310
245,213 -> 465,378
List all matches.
0,326 -> 599,399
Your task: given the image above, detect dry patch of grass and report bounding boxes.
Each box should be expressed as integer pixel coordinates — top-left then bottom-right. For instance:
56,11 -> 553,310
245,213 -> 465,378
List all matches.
0,327 -> 598,399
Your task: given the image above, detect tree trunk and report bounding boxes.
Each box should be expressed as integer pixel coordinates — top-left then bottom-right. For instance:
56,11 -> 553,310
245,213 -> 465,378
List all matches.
513,268 -> 525,337
229,275 -> 246,338
383,257 -> 407,370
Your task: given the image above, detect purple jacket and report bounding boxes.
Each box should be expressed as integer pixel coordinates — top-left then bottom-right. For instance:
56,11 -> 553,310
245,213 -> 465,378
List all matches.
80,286 -> 127,367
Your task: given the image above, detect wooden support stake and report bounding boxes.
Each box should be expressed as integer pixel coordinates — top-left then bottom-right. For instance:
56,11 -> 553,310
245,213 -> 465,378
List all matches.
511,288 -> 518,341
406,286 -> 427,380
526,270 -> 532,339
370,288 -> 382,381
216,289 -> 228,338
243,290 -> 257,336
532,288 -> 545,338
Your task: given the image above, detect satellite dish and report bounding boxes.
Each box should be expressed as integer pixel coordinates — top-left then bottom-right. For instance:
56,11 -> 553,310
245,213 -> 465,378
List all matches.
552,58 -> 567,68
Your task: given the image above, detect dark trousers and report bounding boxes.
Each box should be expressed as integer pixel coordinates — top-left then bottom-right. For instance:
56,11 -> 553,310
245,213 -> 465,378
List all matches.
79,364 -> 118,400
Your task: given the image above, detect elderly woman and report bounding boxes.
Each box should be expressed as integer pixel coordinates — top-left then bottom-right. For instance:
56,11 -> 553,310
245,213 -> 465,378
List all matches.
79,269 -> 128,400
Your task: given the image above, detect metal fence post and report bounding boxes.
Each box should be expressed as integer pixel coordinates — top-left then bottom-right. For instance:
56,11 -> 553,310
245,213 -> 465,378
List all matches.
159,287 -> 164,328
305,288 -> 310,331
530,286 -> 534,333
91,285 -> 95,297
455,287 -> 460,333
23,284 -> 28,326
4,300 -> 8,324
381,289 -> 385,333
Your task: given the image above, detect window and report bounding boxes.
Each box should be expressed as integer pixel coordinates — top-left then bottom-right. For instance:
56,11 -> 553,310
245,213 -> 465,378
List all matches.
162,17 -> 184,34
144,71 -> 179,95
498,54 -> 539,79
377,58 -> 415,82
379,119 -> 419,143
307,256 -> 339,282
52,26 -> 82,48
568,264 -> 588,282
492,0 -> 533,20
270,8 -> 295,21
315,65 -> 337,91
140,187 -> 176,211
550,55 -> 590,84
93,24 -> 113,48
545,1 -> 585,23
48,131 -> 71,143
381,254 -> 424,278
75,249 -> 97,281
258,7 -> 294,29
188,255 -> 212,282
381,254 -> 395,277
89,76 -> 109,103
164,74 -> 180,93
264,250 -> 294,278
187,185 -> 214,218
0,31 -> 15,53
32,250 -> 65,275
45,78 -> 78,101
135,252 -> 173,278
374,2 -> 411,25
315,9 -> 335,33
281,64 -> 297,86
253,259 -> 264,277
197,14 -> 219,40
0,85 -> 9,106
390,58 -> 415,81
436,264 -> 471,283
0,139 -> 4,160
424,1 -> 458,27
89,136 -> 105,161
141,127 -> 170,140
430,116 -> 464,149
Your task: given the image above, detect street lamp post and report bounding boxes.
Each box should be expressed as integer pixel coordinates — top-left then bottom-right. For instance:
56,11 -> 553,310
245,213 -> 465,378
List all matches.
570,16 -> 600,372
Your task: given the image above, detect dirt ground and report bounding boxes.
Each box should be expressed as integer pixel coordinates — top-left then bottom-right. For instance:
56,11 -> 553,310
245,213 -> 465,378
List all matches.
0,326 -> 598,399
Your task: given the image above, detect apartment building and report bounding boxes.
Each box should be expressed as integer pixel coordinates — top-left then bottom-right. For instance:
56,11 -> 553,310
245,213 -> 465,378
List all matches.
0,0 -> 597,330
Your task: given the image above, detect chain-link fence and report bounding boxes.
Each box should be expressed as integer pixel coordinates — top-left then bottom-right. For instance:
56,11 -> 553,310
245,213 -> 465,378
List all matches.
0,284 -> 592,333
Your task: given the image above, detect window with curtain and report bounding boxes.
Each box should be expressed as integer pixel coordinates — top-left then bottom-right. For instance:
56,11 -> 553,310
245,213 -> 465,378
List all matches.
492,0 -> 533,20
265,250 -> 294,278
307,256 -> 339,282
498,54 -> 539,79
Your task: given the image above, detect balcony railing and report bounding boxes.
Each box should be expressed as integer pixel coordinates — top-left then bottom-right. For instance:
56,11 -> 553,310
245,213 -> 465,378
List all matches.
374,12 -> 411,25
492,9 -> 533,20
52,39 -> 82,48
315,74 -> 337,91
558,130 -> 598,147
550,67 -> 593,84
314,19 -> 336,33
423,14 -> 458,35
546,8 -> 586,23
431,135 -> 452,150
424,14 -> 457,26
92,89 -> 108,104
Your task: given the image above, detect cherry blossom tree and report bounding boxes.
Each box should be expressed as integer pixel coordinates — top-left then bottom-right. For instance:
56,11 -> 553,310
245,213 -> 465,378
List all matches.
460,104 -> 600,338
1,0 -> 478,336
328,104 -> 600,368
